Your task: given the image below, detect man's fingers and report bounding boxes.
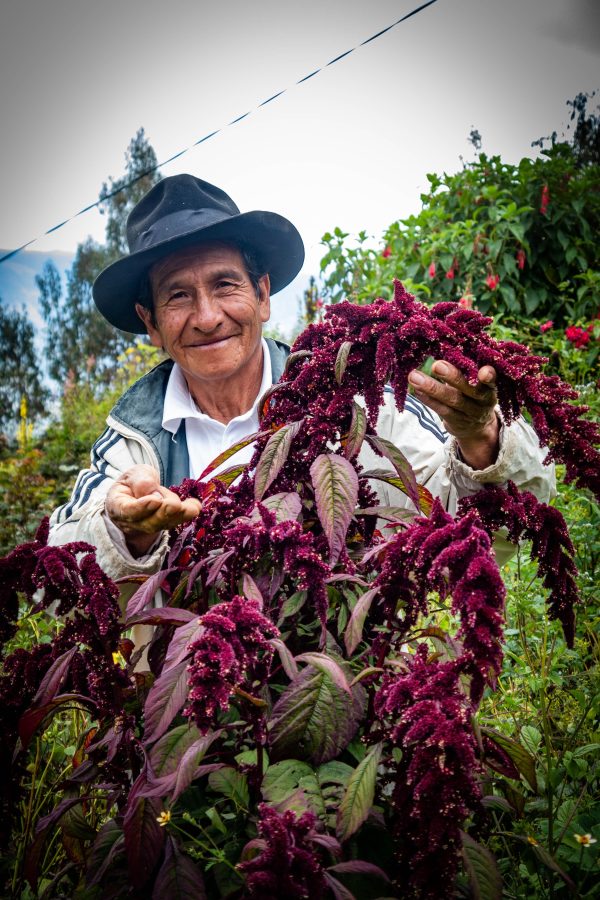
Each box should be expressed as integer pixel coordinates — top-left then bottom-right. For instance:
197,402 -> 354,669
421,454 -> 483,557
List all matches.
430,360 -> 497,399
118,464 -> 162,499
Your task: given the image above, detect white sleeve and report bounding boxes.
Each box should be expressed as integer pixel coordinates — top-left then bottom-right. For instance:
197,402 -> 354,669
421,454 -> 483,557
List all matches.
48,425 -> 169,580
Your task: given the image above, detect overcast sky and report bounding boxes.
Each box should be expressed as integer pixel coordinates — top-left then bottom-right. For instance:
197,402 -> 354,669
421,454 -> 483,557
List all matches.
0,0 -> 598,331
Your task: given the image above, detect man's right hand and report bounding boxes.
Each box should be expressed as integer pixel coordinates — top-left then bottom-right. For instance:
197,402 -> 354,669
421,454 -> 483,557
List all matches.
105,464 -> 201,557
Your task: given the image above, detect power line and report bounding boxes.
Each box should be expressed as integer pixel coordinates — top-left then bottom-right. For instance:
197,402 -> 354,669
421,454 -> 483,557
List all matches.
0,0 -> 439,266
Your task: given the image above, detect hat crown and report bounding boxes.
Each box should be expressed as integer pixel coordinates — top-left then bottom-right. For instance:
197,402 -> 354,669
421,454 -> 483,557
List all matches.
126,175 -> 241,254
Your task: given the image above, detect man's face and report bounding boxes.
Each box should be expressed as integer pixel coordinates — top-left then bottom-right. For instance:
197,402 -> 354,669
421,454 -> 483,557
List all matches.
136,242 -> 270,392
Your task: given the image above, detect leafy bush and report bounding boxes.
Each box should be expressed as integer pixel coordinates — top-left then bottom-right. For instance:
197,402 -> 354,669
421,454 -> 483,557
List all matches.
1,285 -> 598,899
318,102 -> 600,328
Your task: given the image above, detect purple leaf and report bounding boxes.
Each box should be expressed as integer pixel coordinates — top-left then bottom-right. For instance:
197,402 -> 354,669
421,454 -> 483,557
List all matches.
268,666 -> 364,765
152,836 -> 207,900
19,693 -> 93,751
254,420 -> 304,500
344,400 -> 367,460
334,341 -> 353,385
328,860 -> 390,881
295,652 -> 351,694
461,832 -> 503,900
205,549 -> 235,586
364,435 -> 424,512
126,567 -> 178,619
198,429 -> 268,479
336,744 -> 382,842
310,454 -> 359,565
162,618 -> 204,673
149,723 -> 205,778
323,872 -> 356,900
126,607 -> 197,627
242,572 -> 264,605
271,638 -> 299,681
344,587 -> 379,656
123,794 -> 165,889
143,658 -> 190,743
31,646 -> 78,707
261,490 -> 302,523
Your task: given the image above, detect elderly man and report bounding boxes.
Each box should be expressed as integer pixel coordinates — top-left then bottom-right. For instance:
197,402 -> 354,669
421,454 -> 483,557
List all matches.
49,174 -> 554,576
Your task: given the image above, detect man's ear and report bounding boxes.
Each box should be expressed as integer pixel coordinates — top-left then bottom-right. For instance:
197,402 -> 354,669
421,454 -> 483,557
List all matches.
135,303 -> 163,349
258,274 -> 271,324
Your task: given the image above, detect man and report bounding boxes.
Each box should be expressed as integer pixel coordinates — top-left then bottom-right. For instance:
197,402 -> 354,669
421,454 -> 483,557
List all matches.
49,174 -> 554,575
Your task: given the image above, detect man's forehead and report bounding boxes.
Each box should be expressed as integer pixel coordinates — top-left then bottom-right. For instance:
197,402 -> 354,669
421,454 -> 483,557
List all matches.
150,241 -> 246,286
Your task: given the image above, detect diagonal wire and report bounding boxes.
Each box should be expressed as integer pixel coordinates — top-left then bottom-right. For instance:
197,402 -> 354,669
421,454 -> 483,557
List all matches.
0,0 -> 439,266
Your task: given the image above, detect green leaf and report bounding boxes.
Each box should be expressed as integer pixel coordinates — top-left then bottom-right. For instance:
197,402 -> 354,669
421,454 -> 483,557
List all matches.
284,349 -> 312,375
208,767 -> 249,810
254,420 -> 304,500
336,744 -> 382,841
310,453 -> 359,565
268,666 -> 364,765
343,400 -> 367,460
520,725 -> 542,756
335,341 -> 353,385
481,727 -> 538,791
461,832 -> 502,900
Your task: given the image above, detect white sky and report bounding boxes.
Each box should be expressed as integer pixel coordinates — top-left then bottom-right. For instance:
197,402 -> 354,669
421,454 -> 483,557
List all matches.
0,0 -> 598,331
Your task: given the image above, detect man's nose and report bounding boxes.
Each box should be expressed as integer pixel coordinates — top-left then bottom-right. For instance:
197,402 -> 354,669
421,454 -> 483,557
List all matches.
188,292 -> 223,331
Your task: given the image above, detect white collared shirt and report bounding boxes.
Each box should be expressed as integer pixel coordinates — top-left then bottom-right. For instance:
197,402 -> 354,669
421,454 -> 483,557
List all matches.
161,337 -> 272,480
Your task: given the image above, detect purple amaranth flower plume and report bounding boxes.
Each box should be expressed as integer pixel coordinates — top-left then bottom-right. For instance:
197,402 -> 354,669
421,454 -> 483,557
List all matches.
255,282 -> 599,503
458,481 -> 579,646
185,595 -> 279,732
373,499 -> 506,703
374,646 -> 482,899
238,804 -> 328,899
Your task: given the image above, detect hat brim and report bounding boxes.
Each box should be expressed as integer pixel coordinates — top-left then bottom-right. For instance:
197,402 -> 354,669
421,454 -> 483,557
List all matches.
92,210 -> 305,334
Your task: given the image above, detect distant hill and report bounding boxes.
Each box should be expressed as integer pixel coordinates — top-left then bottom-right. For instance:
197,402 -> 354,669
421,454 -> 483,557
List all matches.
0,249 -> 75,329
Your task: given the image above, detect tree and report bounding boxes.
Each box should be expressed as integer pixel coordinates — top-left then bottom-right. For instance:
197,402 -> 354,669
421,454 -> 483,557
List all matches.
319,97 -> 600,327
37,128 -> 161,388
0,298 -> 49,435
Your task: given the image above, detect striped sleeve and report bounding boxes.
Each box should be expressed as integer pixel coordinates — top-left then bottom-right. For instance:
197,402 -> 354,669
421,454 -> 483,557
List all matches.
53,427 -> 126,524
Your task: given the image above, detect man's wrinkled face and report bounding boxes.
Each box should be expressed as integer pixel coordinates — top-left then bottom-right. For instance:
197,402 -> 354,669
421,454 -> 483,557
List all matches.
135,242 -> 270,391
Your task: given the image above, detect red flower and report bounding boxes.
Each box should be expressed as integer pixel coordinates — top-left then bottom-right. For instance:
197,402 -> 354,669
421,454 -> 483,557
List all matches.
565,325 -> 590,348
485,273 -> 500,291
540,184 -> 550,215
516,248 -> 526,270
459,294 -> 473,309
428,261 -> 436,278
446,268 -> 455,280
382,245 -> 392,258
540,320 -> 553,333
315,297 -> 324,309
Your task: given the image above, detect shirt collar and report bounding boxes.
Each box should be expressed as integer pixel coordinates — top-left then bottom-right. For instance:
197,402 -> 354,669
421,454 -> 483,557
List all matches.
162,337 -> 272,434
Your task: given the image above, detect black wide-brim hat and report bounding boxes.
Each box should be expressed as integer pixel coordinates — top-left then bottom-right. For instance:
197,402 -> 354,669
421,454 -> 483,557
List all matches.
93,174 -> 305,334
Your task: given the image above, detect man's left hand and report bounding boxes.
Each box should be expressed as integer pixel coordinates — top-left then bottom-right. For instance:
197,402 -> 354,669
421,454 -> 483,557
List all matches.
408,361 -> 499,470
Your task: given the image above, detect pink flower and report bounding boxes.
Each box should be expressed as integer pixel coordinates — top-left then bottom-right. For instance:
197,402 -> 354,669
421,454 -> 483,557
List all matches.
428,261 -> 436,278
315,297 -> 324,310
382,245 -> 392,258
540,184 -> 550,215
446,268 -> 455,280
516,249 -> 526,270
459,294 -> 473,309
540,320 -> 553,333
485,273 -> 500,291
565,325 -> 590,349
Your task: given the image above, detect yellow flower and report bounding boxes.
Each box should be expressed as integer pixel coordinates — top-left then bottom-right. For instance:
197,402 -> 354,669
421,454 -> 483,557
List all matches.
574,833 -> 597,846
156,810 -> 171,827
526,836 -> 539,846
